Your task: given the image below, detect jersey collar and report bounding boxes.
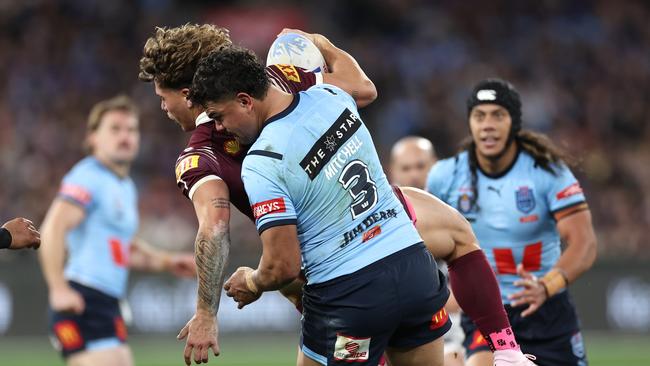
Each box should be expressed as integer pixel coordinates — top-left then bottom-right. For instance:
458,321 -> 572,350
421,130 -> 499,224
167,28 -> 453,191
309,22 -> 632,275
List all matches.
477,146 -> 521,179
195,112 -> 212,126
262,94 -> 300,129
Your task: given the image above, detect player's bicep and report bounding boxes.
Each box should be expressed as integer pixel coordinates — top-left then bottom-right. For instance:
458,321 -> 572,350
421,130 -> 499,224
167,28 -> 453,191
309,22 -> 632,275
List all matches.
556,209 -> 594,241
43,198 -> 86,232
191,177 -> 231,228
259,224 -> 301,272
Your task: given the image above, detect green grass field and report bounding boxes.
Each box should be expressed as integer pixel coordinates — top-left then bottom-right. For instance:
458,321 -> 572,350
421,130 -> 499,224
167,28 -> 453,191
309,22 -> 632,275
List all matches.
0,332 -> 648,366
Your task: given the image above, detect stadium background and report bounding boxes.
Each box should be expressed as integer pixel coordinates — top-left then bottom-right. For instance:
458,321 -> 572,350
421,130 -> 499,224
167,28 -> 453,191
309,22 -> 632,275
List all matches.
0,0 -> 648,365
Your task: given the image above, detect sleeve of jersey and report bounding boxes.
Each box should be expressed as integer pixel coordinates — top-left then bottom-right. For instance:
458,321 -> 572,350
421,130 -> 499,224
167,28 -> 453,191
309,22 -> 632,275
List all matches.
58,167 -> 96,210
242,157 -> 297,234
175,151 -> 223,201
546,164 -> 587,214
266,64 -> 320,93
426,160 -> 453,201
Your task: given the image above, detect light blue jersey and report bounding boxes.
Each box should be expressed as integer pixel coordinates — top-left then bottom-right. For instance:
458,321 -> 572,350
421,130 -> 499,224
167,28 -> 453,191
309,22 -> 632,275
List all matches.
242,84 -> 423,285
57,157 -> 138,298
427,150 -> 586,304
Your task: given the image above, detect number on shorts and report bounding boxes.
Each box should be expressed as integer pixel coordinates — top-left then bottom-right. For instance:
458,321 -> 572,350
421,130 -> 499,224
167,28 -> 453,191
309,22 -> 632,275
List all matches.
338,160 -> 378,219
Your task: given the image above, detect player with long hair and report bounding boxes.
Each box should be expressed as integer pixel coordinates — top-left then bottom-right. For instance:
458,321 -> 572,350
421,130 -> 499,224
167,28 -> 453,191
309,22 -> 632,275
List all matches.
427,78 -> 597,366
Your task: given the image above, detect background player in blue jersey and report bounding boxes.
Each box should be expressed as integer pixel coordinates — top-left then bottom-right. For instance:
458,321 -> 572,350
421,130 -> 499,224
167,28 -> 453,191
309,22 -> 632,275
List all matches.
1,217 -> 40,250
189,47 -> 451,366
38,96 -> 196,366
427,79 -> 597,366
390,137 -> 464,366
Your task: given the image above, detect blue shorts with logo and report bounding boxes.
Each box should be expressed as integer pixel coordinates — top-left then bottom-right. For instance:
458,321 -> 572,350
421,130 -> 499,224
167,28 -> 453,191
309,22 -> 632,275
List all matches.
301,243 -> 451,365
49,281 -> 127,358
462,291 -> 587,366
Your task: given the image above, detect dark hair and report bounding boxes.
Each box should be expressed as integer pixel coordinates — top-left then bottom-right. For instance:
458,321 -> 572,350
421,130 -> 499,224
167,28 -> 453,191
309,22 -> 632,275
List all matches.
138,24 -> 232,90
188,47 -> 270,106
460,129 -> 574,211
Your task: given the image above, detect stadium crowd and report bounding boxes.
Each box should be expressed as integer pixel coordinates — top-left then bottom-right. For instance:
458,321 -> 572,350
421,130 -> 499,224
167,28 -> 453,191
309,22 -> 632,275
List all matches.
0,0 -> 648,262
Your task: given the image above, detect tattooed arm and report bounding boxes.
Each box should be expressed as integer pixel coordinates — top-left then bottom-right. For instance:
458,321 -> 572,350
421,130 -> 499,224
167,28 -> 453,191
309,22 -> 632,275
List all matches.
177,179 -> 231,365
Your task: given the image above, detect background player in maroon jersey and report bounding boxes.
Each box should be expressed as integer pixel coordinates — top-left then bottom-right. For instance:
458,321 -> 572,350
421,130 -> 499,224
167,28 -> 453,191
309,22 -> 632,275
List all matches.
138,24 -> 377,365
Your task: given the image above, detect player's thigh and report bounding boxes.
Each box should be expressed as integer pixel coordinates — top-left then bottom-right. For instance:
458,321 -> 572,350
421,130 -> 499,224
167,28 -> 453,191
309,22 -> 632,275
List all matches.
67,344 -> 133,366
465,350 -> 493,366
299,349 -> 323,366
385,337 -> 444,366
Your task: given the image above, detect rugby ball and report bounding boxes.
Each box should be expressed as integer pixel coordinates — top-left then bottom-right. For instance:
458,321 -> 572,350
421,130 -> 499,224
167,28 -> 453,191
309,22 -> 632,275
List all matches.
266,33 -> 327,73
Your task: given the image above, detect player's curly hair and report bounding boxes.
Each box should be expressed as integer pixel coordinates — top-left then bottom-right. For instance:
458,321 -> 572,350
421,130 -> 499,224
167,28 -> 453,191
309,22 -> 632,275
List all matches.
138,23 -> 232,89
188,47 -> 270,106
460,129 -> 575,211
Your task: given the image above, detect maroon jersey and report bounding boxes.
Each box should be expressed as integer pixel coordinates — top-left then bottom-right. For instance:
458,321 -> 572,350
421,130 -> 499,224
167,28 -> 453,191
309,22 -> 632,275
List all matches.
175,118 -> 252,219
174,65 -> 319,221
266,64 -> 320,94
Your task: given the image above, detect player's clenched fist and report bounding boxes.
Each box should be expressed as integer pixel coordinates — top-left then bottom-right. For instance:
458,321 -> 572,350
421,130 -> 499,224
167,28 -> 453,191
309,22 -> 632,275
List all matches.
1,217 -> 41,250
224,266 -> 262,309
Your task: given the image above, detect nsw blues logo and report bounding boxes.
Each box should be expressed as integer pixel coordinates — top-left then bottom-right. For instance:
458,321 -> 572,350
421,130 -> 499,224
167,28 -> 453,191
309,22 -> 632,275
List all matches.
515,186 -> 535,213
457,193 -> 473,214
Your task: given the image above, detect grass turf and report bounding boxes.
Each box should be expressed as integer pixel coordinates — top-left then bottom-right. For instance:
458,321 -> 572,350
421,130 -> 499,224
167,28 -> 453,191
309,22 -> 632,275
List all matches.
0,332 -> 648,366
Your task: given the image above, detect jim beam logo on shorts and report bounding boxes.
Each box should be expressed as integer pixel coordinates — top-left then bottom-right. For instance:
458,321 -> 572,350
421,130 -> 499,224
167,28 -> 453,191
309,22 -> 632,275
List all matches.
333,334 -> 370,362
300,108 -> 362,180
341,208 -> 397,247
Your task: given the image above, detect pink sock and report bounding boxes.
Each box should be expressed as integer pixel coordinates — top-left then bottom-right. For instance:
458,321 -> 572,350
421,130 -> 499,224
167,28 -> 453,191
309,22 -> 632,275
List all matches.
487,327 -> 520,351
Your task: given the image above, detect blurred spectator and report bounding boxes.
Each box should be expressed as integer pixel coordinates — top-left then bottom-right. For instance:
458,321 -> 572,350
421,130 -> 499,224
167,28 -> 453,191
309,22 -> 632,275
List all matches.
0,0 -> 648,261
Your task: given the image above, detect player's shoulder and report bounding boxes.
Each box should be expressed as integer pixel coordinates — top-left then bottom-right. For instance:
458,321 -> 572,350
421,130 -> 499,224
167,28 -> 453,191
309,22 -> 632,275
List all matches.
304,83 -> 348,99
431,152 -> 467,178
518,150 -> 573,178
64,157 -> 106,182
246,130 -> 290,167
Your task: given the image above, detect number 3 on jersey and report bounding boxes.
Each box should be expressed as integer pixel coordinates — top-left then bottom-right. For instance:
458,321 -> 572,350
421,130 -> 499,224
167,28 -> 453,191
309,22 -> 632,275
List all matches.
338,160 -> 378,219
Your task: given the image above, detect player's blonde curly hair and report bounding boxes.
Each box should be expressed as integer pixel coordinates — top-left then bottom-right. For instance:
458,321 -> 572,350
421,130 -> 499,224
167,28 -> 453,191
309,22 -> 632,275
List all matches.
139,23 -> 232,89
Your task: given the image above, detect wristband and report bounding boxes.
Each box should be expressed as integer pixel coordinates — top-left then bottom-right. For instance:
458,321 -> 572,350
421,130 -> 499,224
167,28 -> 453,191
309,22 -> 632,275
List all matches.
243,268 -> 259,294
539,268 -> 568,298
0,228 -> 12,249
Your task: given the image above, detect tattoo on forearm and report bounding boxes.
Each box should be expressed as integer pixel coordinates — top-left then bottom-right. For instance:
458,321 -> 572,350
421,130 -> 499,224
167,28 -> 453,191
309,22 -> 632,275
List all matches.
195,221 -> 230,315
211,198 -> 230,209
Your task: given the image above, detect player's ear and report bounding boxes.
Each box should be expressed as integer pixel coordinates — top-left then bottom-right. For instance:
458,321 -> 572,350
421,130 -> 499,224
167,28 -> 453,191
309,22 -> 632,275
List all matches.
84,132 -> 96,154
181,88 -> 194,109
236,93 -> 253,110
